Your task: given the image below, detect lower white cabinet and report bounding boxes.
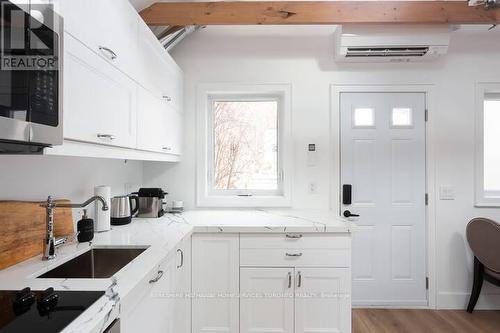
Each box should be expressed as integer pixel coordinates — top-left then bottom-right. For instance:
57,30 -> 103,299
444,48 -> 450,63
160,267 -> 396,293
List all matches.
192,234 -> 239,333
64,33 -> 137,148
193,233 -> 352,333
173,237 -> 191,333
121,237 -> 191,333
240,268 -> 294,333
240,267 -> 350,333
295,268 -> 351,333
121,256 -> 173,333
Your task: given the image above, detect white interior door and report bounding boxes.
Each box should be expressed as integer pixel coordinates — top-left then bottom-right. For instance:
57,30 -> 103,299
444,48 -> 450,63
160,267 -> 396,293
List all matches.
340,92 -> 427,306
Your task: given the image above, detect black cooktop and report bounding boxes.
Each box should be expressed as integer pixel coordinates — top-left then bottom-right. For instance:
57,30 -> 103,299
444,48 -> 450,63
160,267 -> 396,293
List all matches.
0,288 -> 104,333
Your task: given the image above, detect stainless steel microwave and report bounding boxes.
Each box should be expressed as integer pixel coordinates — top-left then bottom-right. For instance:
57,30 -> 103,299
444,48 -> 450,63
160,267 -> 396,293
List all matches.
0,0 -> 63,154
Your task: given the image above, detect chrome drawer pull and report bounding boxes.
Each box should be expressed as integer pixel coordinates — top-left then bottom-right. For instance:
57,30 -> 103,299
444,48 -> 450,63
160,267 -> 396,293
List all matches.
98,46 -> 118,60
297,271 -> 302,288
97,133 -> 116,140
162,147 -> 172,151
285,252 -> 303,257
288,272 -> 292,288
285,234 -> 302,239
149,270 -> 164,283
177,249 -> 184,268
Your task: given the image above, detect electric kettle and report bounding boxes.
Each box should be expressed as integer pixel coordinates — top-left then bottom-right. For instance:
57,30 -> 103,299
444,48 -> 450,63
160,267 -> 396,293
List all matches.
110,195 -> 139,225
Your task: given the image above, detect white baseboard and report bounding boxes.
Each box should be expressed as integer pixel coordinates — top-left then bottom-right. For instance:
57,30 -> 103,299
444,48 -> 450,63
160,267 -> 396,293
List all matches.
438,292 -> 500,310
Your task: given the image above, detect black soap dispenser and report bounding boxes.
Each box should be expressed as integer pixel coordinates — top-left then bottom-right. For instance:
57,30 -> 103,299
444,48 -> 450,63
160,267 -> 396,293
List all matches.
77,209 -> 94,243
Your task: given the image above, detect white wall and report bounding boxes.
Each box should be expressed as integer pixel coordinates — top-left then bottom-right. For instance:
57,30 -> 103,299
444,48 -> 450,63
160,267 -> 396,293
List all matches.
0,155 -> 143,223
143,25 -> 500,309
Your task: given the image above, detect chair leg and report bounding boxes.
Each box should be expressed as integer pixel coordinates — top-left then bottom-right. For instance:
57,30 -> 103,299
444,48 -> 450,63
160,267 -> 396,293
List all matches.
467,257 -> 484,313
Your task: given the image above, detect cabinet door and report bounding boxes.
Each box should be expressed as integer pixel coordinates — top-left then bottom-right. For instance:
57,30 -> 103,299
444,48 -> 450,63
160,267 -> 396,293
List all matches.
295,268 -> 351,333
164,107 -> 182,155
192,234 -> 239,333
121,256 -> 175,333
136,86 -> 165,153
57,0 -> 138,79
240,267 -> 294,333
173,237 -> 191,333
64,33 -> 137,148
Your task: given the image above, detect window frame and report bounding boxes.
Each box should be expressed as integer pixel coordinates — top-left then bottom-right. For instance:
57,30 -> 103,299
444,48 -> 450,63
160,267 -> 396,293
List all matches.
196,83 -> 292,207
475,82 -> 500,207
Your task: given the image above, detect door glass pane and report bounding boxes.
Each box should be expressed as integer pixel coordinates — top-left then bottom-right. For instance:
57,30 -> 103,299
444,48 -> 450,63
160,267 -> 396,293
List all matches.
353,108 -> 374,127
392,108 -> 412,127
484,99 -> 500,191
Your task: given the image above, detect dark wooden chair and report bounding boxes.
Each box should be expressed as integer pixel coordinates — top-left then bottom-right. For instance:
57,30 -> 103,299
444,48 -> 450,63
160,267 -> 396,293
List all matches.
466,217 -> 500,313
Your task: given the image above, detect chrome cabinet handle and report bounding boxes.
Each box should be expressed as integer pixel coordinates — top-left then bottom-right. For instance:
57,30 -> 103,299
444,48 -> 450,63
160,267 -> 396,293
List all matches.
285,252 -> 303,257
288,272 -> 292,289
162,147 -> 172,151
149,270 -> 164,284
285,234 -> 302,239
97,133 -> 116,140
177,249 -> 184,268
297,271 -> 302,288
98,46 -> 117,60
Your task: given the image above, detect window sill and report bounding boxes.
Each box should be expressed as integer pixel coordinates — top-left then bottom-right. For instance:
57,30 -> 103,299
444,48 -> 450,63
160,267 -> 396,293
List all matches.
196,195 -> 291,208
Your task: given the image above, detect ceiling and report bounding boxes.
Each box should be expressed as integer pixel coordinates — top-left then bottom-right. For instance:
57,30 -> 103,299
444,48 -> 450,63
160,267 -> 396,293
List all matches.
128,0 -> 155,11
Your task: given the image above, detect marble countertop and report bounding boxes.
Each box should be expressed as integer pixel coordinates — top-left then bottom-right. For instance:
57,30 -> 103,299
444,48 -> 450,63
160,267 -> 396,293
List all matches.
0,209 -> 350,333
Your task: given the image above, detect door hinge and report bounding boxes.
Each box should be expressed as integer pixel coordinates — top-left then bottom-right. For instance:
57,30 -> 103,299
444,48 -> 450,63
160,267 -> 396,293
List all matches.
425,193 -> 429,206
426,277 -> 429,290
425,109 -> 428,122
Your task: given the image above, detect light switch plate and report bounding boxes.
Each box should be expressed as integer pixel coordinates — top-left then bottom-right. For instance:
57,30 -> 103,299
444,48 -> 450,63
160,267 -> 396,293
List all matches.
439,185 -> 455,200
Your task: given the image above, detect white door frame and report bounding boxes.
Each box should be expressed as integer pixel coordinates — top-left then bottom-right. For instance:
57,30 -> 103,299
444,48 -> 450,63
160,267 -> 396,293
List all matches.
330,84 -> 437,309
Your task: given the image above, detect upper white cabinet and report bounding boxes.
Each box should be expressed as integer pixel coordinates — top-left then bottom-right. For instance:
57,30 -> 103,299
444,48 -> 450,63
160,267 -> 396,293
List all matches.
137,87 -> 183,154
51,0 -> 184,160
57,0 -> 139,79
64,33 -> 137,148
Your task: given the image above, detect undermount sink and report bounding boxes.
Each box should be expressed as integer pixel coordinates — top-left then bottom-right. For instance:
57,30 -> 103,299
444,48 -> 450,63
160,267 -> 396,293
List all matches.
37,247 -> 149,279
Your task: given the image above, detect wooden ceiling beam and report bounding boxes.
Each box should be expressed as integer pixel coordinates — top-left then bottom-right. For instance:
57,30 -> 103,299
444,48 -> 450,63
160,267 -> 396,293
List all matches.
140,1 -> 500,26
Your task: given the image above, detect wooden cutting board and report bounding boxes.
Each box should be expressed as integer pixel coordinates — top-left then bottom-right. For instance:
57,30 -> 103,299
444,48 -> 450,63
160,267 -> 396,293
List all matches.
0,200 -> 74,270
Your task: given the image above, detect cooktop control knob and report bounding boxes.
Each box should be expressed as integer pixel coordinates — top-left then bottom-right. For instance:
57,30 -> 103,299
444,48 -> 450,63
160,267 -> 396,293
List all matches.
37,287 -> 59,316
12,287 -> 35,316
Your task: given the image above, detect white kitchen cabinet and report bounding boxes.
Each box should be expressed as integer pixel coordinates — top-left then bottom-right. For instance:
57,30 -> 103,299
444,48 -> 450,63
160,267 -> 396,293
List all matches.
240,267 -> 294,333
136,87 -> 183,155
192,234 -> 239,333
49,0 -> 184,161
121,254 -> 175,333
63,33 -> 137,148
295,268 -> 351,333
195,233 -> 352,333
173,236 -> 191,333
57,0 -> 139,79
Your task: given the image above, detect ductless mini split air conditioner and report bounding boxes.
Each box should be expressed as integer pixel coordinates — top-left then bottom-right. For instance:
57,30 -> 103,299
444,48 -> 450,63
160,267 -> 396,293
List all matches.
334,25 -> 451,63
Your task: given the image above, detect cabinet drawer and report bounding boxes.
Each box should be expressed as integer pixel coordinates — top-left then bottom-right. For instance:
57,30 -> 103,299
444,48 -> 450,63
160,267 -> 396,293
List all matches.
240,233 -> 350,249
240,248 -> 350,267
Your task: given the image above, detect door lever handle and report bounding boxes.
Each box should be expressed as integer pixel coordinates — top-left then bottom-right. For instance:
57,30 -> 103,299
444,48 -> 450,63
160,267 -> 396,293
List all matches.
343,210 -> 360,218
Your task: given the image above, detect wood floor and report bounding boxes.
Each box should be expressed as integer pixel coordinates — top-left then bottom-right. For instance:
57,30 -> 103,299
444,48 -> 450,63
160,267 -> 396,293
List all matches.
353,309 -> 500,333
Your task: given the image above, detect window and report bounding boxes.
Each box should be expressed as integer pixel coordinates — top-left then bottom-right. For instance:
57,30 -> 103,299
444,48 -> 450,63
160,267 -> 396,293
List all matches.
391,107 -> 413,127
197,84 -> 292,207
475,83 -> 500,206
353,108 -> 375,127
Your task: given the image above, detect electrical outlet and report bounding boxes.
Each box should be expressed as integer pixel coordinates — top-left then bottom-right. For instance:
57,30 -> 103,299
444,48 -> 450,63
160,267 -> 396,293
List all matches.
309,182 -> 317,194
